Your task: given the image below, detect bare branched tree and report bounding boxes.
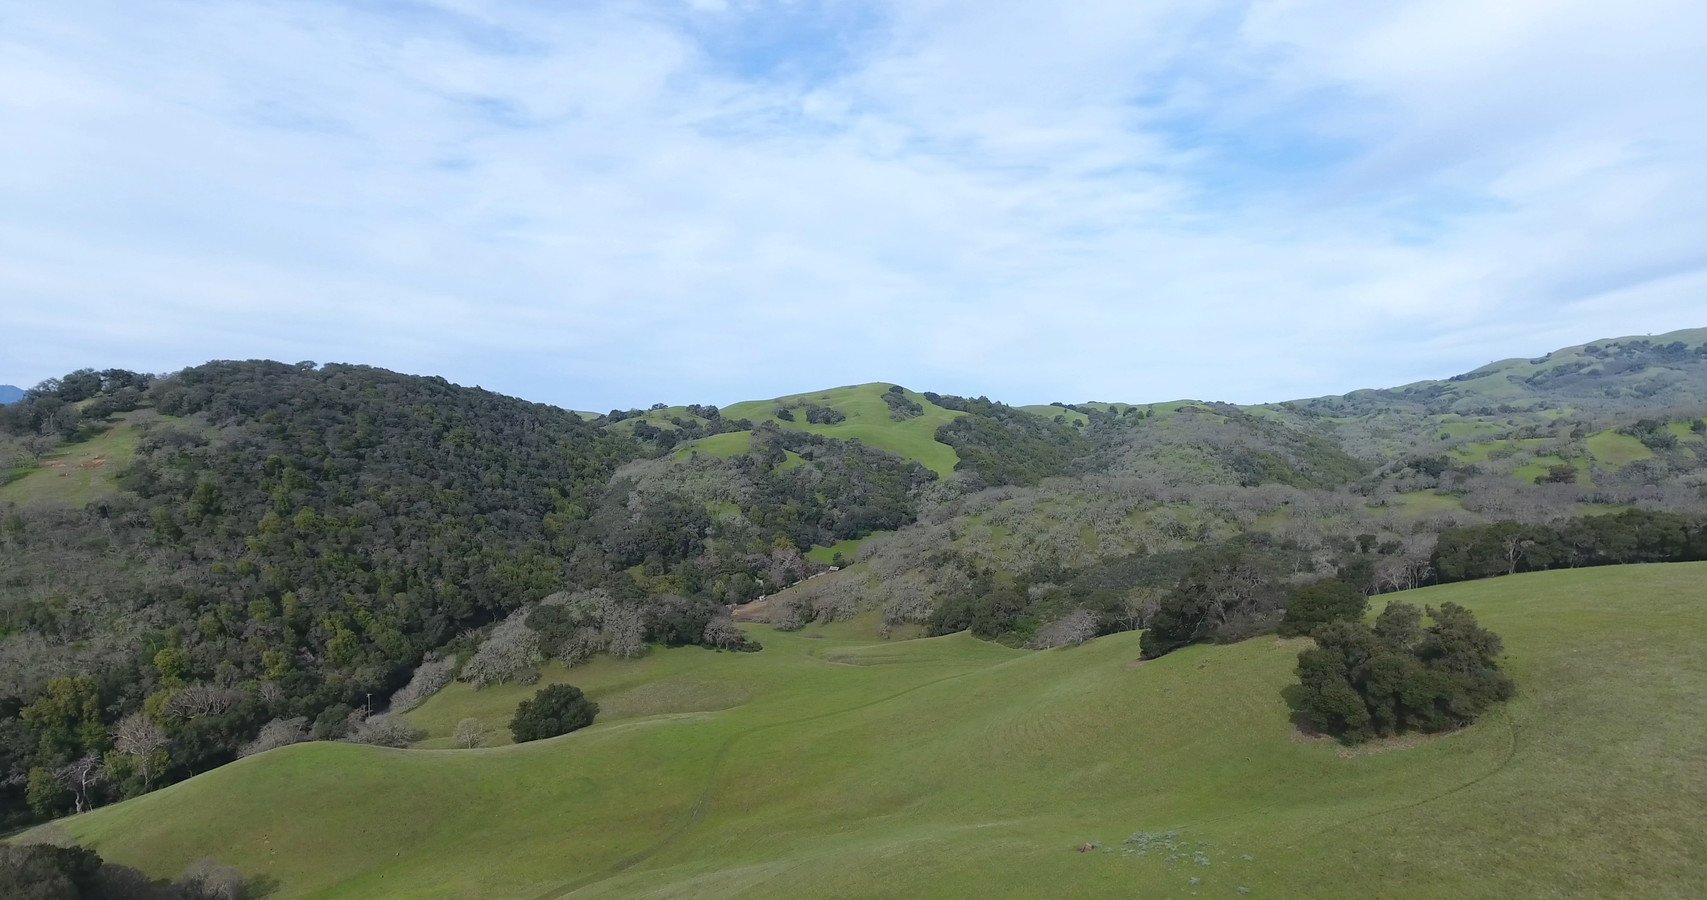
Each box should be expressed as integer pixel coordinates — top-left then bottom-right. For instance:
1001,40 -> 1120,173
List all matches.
454,717 -> 484,749
239,717 -> 309,758
388,654 -> 456,711
57,755 -> 104,814
160,684 -> 243,720
344,713 -> 422,748
112,712 -> 170,789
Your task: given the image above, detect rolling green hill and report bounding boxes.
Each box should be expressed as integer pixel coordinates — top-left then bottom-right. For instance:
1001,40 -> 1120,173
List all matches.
607,383 -> 963,476
721,383 -> 963,477
36,563 -> 1707,898
1299,327 -> 1707,416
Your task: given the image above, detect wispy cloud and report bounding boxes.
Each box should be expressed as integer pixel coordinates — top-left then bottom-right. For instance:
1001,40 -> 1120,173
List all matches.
2,0 -> 1703,406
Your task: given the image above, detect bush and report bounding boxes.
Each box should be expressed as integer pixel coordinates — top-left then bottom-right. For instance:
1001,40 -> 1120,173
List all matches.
510,684 -> 599,743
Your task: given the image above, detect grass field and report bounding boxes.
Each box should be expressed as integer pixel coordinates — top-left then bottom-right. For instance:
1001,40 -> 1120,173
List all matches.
721,384 -> 962,477
672,431 -> 754,460
0,413 -> 146,505
805,536 -> 869,565
1381,491 -> 1469,519
1584,430 -> 1654,468
36,563 -> 1707,898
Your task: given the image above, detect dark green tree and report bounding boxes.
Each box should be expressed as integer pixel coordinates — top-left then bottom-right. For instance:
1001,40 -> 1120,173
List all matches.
510,684 -> 599,743
1277,578 -> 1368,637
1294,602 -> 1513,744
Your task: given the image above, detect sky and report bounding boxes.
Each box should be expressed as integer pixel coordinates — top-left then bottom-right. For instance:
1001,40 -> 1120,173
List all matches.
2,0 -> 1705,410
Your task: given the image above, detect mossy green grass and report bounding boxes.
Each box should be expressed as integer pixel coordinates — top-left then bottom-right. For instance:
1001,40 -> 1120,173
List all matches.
722,384 -> 962,477
0,413 -> 145,505
38,564 -> 1707,899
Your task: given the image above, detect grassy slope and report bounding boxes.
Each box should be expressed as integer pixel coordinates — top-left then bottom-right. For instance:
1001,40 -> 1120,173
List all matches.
43,563 -> 1707,899
0,413 -> 145,505
721,384 -> 962,477
1584,431 -> 1654,468
672,431 -> 754,460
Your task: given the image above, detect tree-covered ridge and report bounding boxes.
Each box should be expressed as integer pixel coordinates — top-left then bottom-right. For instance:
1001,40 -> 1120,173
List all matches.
0,361 -> 953,828
931,394 -> 1091,487
0,361 -> 647,825
1297,326 -> 1707,416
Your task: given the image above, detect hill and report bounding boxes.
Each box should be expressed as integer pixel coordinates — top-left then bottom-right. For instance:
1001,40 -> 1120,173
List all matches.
35,563 -> 1707,898
607,383 -> 964,477
0,384 -> 23,405
1296,326 -> 1707,416
2,331 -> 1706,835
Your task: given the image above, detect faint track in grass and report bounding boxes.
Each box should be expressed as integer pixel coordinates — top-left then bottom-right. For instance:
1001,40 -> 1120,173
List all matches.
530,664 -> 998,899
1290,707 -> 1520,845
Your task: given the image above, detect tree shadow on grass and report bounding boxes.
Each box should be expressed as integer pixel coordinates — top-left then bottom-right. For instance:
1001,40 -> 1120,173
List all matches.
1279,683 -> 1326,739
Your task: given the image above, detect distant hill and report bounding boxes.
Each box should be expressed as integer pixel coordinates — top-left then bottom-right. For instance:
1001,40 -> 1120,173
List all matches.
1294,326 -> 1707,416
0,384 -> 23,405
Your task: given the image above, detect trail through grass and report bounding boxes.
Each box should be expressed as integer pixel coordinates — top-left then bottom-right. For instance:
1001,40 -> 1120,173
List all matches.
0,413 -> 145,505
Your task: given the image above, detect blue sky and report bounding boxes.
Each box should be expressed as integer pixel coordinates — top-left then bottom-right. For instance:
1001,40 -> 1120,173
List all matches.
2,0 -> 1704,409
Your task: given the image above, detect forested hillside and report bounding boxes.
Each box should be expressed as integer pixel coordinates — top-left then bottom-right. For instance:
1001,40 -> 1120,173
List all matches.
0,365 -> 936,826
1,328 -> 1705,829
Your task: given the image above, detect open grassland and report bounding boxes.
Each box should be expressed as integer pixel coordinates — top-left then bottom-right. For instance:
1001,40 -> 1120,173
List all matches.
1584,430 -> 1654,468
1379,491 -> 1471,519
0,413 -> 145,505
722,384 -> 962,477
805,535 -> 869,565
672,430 -> 754,460
1020,404 -> 1089,426
40,564 -> 1707,899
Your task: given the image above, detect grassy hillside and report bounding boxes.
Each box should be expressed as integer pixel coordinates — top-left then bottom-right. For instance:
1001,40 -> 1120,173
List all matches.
0,411 -> 147,504
719,383 -> 963,477
40,563 -> 1707,898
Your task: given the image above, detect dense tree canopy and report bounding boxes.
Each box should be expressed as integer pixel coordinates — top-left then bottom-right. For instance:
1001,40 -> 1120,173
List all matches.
510,684 -> 598,743
1295,602 -> 1514,743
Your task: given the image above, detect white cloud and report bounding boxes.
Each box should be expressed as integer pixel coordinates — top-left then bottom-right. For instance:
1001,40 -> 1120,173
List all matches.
0,0 -> 1702,406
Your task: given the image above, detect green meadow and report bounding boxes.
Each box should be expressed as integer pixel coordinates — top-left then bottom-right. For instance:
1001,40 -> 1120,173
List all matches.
0,413 -> 145,505
722,383 -> 962,477
37,563 -> 1707,898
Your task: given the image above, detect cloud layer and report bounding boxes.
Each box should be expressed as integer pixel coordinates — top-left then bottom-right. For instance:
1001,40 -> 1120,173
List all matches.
3,0 -> 1704,407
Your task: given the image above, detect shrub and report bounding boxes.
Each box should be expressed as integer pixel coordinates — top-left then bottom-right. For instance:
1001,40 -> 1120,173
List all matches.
511,684 -> 599,744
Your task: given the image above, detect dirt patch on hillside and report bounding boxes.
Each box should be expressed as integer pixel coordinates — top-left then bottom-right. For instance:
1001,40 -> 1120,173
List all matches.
732,596 -> 773,623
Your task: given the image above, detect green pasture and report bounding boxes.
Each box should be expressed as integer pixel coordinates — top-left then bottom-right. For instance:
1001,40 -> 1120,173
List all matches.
1584,430 -> 1654,468
806,536 -> 869,565
0,414 -> 144,505
672,431 -> 754,460
37,563 -> 1707,898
